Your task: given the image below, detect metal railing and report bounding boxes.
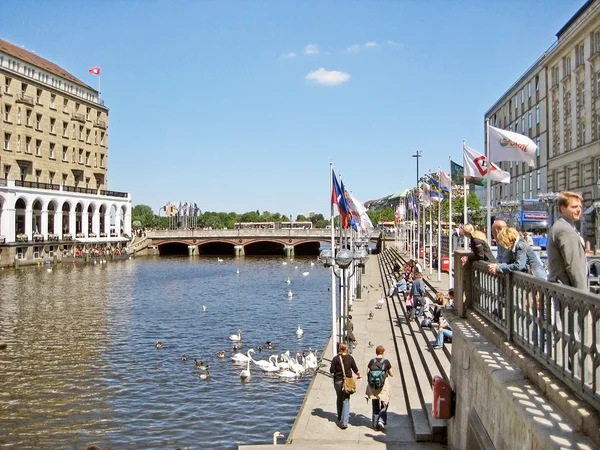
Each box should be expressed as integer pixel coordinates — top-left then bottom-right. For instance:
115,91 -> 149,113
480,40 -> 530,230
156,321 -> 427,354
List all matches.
64,185 -> 97,195
147,228 -> 331,239
471,260 -> 600,411
99,190 -> 128,198
14,180 -> 61,190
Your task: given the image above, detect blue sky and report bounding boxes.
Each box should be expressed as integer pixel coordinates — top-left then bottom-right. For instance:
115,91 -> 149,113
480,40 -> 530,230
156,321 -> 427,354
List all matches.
2,1 -> 585,217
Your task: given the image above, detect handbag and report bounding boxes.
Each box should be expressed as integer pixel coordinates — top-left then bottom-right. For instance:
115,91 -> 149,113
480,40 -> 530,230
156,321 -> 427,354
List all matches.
339,355 -> 357,394
405,296 -> 414,308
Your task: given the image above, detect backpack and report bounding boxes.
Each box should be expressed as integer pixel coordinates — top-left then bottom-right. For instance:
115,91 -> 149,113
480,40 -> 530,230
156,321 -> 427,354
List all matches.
368,358 -> 388,390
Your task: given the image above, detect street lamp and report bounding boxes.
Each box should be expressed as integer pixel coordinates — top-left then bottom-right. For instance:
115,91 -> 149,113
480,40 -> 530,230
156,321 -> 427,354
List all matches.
537,192 -> 559,225
499,200 -> 520,227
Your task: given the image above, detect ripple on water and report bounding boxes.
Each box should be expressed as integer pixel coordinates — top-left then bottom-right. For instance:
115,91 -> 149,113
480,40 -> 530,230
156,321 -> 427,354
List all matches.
0,256 -> 330,448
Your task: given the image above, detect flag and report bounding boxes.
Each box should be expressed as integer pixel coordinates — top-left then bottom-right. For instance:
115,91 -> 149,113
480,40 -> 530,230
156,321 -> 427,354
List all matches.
331,170 -> 350,227
464,144 -> 510,184
430,190 -> 444,202
341,180 -> 357,231
88,67 -> 101,75
440,171 -> 451,192
451,159 -> 485,186
489,124 -> 537,167
347,194 -> 373,233
193,203 -> 200,217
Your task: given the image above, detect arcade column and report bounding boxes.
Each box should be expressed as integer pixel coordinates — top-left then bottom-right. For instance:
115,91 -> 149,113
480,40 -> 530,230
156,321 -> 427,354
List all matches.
284,245 -> 294,257
234,245 -> 245,257
188,245 -> 198,257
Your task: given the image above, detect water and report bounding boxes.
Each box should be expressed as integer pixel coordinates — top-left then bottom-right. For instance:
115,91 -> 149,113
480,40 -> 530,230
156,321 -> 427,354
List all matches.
0,256 -> 331,449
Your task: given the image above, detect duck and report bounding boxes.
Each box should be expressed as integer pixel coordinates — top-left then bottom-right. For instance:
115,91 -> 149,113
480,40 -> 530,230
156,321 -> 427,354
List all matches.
199,369 -> 211,381
181,355 -> 188,362
295,325 -> 303,337
264,341 -> 274,350
216,350 -> 226,359
195,360 -> 208,370
155,341 -> 163,349
229,329 -> 242,342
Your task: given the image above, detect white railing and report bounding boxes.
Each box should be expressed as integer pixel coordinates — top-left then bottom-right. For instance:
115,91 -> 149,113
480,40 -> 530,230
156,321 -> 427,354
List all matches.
146,229 -> 332,239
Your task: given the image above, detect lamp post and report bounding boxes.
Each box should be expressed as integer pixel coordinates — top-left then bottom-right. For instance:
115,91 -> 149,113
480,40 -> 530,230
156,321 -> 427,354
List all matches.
537,192 -> 559,226
413,151 -> 422,260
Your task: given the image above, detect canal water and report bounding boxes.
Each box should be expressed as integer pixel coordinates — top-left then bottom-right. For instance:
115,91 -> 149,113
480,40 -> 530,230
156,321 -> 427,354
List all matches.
0,256 -> 332,449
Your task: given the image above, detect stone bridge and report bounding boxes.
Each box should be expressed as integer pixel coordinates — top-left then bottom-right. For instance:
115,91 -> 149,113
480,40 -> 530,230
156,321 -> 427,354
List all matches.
140,228 -> 361,256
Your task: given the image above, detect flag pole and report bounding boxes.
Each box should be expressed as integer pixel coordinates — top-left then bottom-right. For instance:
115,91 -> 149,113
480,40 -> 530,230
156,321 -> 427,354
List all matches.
437,166 -> 441,282
485,118 -> 492,244
429,196 -> 433,276
462,140 -> 468,249
448,156 -> 453,289
329,162 -> 337,358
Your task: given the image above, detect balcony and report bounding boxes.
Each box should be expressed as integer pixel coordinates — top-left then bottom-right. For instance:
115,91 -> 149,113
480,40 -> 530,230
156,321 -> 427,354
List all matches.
63,185 -> 97,195
94,120 -> 107,129
16,234 -> 28,243
100,189 -> 128,198
15,94 -> 34,106
48,234 -> 59,242
71,112 -> 86,123
14,180 -> 61,191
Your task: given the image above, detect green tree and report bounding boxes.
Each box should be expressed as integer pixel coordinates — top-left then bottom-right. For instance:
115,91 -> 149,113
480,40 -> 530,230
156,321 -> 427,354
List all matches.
467,192 -> 484,227
132,204 -> 156,228
296,214 -> 309,222
240,211 -> 260,223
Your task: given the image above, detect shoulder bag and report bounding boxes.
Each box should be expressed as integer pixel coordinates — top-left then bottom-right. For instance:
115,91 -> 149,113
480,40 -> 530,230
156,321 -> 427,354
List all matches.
339,355 -> 356,394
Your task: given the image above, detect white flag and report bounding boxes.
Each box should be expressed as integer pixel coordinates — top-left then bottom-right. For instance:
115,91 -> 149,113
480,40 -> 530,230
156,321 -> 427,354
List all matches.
440,170 -> 451,192
347,194 -> 374,233
489,125 -> 537,167
463,144 -> 510,184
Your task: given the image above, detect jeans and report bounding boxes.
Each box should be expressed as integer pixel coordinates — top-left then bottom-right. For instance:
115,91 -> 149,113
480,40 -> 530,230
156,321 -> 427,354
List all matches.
372,399 -> 389,427
436,329 -> 453,347
334,380 -> 350,426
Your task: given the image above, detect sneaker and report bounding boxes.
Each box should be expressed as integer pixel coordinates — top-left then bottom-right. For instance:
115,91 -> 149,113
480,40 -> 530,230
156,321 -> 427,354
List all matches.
378,421 -> 386,431
340,424 -> 348,430
433,345 -> 443,349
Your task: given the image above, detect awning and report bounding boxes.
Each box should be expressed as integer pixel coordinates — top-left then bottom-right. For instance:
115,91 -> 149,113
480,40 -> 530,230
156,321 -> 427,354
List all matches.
75,237 -> 129,243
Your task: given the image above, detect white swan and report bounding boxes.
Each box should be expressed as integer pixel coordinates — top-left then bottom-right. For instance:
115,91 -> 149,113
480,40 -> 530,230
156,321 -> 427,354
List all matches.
295,325 -> 303,337
232,348 -> 253,363
273,431 -> 285,445
217,257 -> 224,263
203,305 -> 207,311
310,261 -> 315,267
240,359 -> 251,381
304,349 -> 318,369
282,262 -> 287,266
302,271 -> 309,276
261,355 -> 281,372
286,277 -> 291,284
288,290 -> 293,298
276,351 -> 291,369
236,268 -> 240,274
248,349 -> 272,370
278,367 -> 300,378
229,329 -> 242,342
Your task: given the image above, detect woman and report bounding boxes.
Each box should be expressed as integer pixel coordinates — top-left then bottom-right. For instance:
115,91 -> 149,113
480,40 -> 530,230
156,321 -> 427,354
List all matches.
488,227 -> 546,279
365,345 -> 393,431
460,224 -> 496,265
329,343 -> 362,429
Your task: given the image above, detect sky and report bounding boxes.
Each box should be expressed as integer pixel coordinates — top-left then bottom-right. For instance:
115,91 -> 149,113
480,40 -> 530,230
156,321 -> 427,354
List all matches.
1,0 -> 586,217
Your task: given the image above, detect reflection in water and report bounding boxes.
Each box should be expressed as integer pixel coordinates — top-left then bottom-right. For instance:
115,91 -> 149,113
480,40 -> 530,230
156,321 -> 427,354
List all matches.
0,256 -> 331,449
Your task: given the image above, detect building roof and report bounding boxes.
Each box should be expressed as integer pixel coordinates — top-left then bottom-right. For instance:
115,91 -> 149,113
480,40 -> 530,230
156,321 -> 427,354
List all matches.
556,0 -> 594,38
0,38 -> 94,91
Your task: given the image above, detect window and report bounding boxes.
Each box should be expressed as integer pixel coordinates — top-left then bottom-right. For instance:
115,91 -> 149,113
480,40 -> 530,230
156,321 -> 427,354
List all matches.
35,139 -> 42,156
62,174 -> 68,186
4,77 -> 11,93
16,134 -> 21,152
3,164 -> 10,180
528,82 -> 531,98
36,88 -> 42,104
100,132 -> 105,146
62,146 -> 68,161
50,94 -> 56,109
516,177 -> 519,195
595,30 -> 600,54
33,246 -> 40,259
536,137 -> 540,157
72,123 -> 76,138
63,98 -> 68,112
50,118 -> 56,134
580,121 -> 586,145
49,143 -> 55,159
35,170 -> 41,183
48,245 -> 55,258
528,111 -> 532,129
597,159 -> 600,183
16,248 -> 24,260
536,170 -> 541,189
35,114 -> 42,130
514,95 -> 518,109
86,107 -> 90,120
535,75 -> 539,92
85,151 -> 90,165
85,177 -> 90,188
521,116 -> 525,132
3,104 -> 10,122
94,152 -> 97,167
100,154 -> 105,168
17,107 -> 21,125
94,130 -> 97,144
515,121 -> 519,133
86,129 -> 90,143
522,177 -> 526,200
521,88 -> 524,104
75,102 -> 80,113
78,148 -> 83,164
3,132 -> 10,150
62,121 -> 68,137
72,148 -> 75,163
565,56 -> 572,76
21,83 -> 27,95
26,109 -> 31,126
79,125 -> 83,140
25,137 -> 31,153
536,104 -> 540,124
577,43 -> 585,66
596,72 -> 600,97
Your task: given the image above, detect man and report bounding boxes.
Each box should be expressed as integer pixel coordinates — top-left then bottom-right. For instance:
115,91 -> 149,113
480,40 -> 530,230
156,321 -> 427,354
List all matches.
347,315 -> 357,354
492,219 -> 511,264
547,191 -> 587,290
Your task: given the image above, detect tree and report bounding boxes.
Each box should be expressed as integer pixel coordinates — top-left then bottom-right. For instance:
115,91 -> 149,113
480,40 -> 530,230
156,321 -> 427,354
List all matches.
132,204 -> 156,228
296,214 -> 309,222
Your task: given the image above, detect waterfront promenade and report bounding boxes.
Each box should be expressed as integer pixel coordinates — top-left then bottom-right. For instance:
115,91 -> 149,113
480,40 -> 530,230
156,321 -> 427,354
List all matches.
240,254 -> 449,449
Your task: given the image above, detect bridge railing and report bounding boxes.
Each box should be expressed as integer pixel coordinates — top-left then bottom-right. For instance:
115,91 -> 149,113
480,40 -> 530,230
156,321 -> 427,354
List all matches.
469,259 -> 600,411
146,229 -> 332,238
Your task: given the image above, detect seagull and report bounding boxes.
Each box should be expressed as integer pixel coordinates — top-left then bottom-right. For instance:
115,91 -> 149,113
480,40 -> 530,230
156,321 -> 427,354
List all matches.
302,272 -> 309,277
368,311 -> 374,320
203,305 -> 207,311
296,325 -> 304,337
376,296 -> 385,309
288,290 -> 293,298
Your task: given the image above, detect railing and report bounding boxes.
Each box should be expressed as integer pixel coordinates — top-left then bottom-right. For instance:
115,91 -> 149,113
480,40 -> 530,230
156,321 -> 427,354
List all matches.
147,229 -> 332,239
64,185 -> 97,195
94,120 -> 107,129
14,180 -> 61,191
99,190 -> 128,198
0,179 -> 6,187
470,260 -> 600,411
16,93 -> 34,105
71,112 -> 86,123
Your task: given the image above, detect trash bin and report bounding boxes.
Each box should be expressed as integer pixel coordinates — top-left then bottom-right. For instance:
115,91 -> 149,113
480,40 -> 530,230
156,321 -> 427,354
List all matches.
441,257 -> 449,272
419,247 -> 424,258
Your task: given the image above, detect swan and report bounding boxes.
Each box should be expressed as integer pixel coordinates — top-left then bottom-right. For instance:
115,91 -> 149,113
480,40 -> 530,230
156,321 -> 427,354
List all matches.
286,353 -> 305,374
250,350 -> 275,370
203,305 -> 207,311
236,269 -> 240,274
302,272 -> 309,276
288,290 -> 293,298
282,262 -> 287,266
229,329 -> 242,342
286,277 -> 291,284
155,341 -> 163,349
231,349 -> 253,363
310,261 -> 315,267
199,369 -> 211,381
278,368 -> 300,378
217,257 -> 224,263
276,351 -> 291,369
273,431 -> 285,445
304,351 -> 318,370
261,355 -> 280,372
195,360 -> 208,370
295,325 -> 303,336
240,359 -> 251,381
216,350 -> 225,359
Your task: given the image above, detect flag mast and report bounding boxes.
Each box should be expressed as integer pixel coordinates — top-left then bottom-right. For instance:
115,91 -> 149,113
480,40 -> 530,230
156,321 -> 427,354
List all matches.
329,162 -> 337,358
485,118 -> 492,244
437,166 -> 441,282
462,140 -> 468,249
448,156 -> 453,289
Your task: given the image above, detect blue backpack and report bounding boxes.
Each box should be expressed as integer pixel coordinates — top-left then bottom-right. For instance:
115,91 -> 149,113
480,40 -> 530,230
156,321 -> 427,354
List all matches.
368,358 -> 388,389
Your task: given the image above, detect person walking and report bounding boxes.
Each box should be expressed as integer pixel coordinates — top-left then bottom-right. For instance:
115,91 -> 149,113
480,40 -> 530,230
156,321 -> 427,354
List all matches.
346,315 -> 357,354
329,343 -> 362,429
546,191 -> 587,290
365,345 -> 393,431
409,267 -> 426,319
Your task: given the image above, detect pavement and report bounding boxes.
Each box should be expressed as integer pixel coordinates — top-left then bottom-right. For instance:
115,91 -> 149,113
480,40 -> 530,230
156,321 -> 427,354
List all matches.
239,252 -> 448,449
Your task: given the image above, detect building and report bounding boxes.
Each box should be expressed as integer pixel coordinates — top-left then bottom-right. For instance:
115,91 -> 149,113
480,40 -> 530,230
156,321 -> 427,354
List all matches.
0,38 -> 131,266
543,0 -> 600,248
485,0 -> 600,249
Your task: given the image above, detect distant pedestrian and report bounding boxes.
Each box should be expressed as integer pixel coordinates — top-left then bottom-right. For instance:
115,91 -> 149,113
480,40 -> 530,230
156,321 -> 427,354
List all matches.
547,191 -> 587,290
365,345 -> 394,431
329,343 -> 362,429
409,267 -> 425,319
346,315 -> 357,353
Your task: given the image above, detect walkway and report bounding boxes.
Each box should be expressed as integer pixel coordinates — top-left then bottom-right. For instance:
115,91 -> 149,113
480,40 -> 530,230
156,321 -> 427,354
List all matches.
240,252 -> 448,449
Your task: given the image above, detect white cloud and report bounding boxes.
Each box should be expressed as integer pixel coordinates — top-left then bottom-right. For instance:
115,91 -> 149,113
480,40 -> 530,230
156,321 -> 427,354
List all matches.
345,41 -> 378,53
280,52 -> 296,59
303,44 -> 320,55
306,68 -> 351,86
387,40 -> 403,47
